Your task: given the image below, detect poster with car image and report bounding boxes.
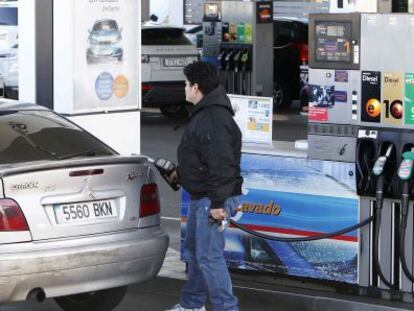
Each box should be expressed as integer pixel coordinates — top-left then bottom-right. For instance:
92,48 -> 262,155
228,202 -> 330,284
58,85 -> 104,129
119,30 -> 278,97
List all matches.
0,3 -> 18,100
73,0 -> 138,113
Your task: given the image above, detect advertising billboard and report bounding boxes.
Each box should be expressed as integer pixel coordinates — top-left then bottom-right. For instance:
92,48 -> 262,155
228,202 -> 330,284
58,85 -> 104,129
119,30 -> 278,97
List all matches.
0,4 -> 18,100
72,0 -> 138,113
181,153 -> 359,283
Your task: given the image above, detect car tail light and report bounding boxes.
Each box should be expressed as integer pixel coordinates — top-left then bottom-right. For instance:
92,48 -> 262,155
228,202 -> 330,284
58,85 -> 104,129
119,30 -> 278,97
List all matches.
140,184 -> 160,218
142,84 -> 153,92
141,54 -> 150,63
294,43 -> 308,65
0,199 -> 29,231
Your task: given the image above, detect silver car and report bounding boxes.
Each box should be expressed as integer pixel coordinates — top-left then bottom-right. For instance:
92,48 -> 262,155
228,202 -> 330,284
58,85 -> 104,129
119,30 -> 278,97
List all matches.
87,19 -> 123,63
141,24 -> 199,119
0,102 -> 169,311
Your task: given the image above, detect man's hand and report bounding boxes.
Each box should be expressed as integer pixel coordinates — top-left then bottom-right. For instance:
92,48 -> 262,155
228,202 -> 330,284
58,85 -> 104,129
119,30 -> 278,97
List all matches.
166,170 -> 179,184
210,208 -> 227,221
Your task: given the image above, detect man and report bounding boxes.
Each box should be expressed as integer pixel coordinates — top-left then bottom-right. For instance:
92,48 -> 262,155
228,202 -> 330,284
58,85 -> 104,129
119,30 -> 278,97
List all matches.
167,61 -> 243,311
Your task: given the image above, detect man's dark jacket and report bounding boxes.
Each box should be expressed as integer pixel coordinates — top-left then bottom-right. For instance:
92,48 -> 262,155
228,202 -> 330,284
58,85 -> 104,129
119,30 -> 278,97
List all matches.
177,86 -> 243,209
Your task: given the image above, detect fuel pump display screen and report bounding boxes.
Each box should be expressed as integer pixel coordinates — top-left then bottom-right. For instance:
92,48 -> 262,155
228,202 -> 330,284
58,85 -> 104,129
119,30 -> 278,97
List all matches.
315,21 -> 352,63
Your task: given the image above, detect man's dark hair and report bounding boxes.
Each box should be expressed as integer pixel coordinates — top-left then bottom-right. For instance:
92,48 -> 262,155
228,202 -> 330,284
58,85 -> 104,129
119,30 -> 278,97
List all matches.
183,61 -> 219,95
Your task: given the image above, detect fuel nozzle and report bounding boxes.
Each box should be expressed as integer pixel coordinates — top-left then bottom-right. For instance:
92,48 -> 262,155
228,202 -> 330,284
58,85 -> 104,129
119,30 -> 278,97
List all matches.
398,148 -> 414,182
225,50 -> 234,70
217,50 -> 226,69
398,149 -> 414,227
398,148 -> 414,283
372,144 -> 393,177
240,50 -> 250,71
232,50 -> 242,73
146,157 -> 181,191
372,144 -> 394,203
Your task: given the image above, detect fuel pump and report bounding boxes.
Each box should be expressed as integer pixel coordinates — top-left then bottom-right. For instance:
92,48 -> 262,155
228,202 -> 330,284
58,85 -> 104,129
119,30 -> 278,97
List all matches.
202,0 -> 273,97
308,12 -> 414,297
398,149 -> 414,283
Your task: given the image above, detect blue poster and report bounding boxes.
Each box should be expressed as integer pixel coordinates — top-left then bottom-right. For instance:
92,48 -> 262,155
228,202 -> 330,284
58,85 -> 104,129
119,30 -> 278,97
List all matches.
181,153 -> 359,284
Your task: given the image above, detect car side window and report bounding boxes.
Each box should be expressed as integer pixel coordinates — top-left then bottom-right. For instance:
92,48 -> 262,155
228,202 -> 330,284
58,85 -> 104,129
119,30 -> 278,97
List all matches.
274,22 -> 296,46
0,110 -> 115,165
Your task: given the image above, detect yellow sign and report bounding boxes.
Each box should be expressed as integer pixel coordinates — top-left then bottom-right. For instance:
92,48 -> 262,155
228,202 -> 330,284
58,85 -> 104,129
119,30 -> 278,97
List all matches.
382,72 -> 403,125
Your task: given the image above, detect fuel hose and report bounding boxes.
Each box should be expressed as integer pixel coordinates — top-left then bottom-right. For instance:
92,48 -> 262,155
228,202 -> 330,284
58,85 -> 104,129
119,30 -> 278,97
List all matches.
399,182 -> 414,283
372,176 -> 395,289
227,216 -> 374,243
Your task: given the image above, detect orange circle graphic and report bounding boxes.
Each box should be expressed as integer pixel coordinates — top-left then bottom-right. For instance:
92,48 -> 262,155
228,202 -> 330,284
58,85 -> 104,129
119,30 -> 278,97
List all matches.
113,75 -> 129,98
366,98 -> 381,118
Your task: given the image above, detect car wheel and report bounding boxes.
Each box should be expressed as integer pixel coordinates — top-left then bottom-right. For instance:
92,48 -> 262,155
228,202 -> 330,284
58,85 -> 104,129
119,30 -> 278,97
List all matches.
55,286 -> 128,311
160,103 -> 189,119
273,82 -> 290,111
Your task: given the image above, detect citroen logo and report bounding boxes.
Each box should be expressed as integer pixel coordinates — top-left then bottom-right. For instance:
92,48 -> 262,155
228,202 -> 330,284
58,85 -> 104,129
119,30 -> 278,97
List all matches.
84,186 -> 96,200
127,171 -> 143,181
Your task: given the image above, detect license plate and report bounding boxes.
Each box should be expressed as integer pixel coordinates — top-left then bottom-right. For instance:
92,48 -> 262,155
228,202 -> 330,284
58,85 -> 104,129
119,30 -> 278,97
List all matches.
163,56 -> 197,67
54,199 -> 118,224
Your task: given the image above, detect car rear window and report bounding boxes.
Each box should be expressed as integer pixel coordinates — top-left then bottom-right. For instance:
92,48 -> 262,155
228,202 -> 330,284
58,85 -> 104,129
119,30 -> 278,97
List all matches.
142,28 -> 191,45
186,25 -> 202,34
0,110 -> 116,165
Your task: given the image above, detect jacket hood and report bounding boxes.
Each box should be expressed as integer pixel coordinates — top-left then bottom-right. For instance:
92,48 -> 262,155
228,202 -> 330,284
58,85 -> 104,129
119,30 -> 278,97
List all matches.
190,85 -> 234,118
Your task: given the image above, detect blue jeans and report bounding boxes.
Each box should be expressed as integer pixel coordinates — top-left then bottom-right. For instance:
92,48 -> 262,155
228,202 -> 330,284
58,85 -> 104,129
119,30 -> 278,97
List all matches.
180,196 -> 240,311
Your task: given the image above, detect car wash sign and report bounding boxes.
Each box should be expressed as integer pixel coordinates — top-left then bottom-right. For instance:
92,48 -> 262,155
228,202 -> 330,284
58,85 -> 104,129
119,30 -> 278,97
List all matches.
54,0 -> 138,114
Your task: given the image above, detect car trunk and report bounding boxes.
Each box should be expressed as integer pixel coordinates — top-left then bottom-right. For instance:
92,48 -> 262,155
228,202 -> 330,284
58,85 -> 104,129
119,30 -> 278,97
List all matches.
1,157 -> 149,241
142,45 -> 198,82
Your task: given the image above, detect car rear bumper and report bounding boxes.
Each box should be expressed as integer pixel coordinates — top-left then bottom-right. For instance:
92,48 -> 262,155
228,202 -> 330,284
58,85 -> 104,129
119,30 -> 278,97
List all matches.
0,226 -> 169,302
142,81 -> 186,106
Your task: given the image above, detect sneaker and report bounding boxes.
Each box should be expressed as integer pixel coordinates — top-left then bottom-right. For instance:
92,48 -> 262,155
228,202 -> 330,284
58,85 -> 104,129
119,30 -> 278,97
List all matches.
165,304 -> 206,311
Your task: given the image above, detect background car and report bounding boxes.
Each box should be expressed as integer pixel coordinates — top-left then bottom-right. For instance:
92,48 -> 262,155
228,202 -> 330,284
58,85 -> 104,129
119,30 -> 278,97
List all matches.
185,24 -> 203,49
273,18 -> 308,110
141,24 -> 199,119
0,102 -> 168,311
87,19 -> 123,63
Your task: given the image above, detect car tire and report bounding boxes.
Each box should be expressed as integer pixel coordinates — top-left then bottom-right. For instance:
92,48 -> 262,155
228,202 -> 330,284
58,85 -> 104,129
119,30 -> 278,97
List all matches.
55,286 -> 128,311
273,82 -> 290,111
160,103 -> 189,119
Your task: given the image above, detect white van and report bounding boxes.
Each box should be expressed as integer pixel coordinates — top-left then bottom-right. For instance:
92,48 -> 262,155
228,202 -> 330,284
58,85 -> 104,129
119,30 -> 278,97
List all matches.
141,24 -> 198,119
